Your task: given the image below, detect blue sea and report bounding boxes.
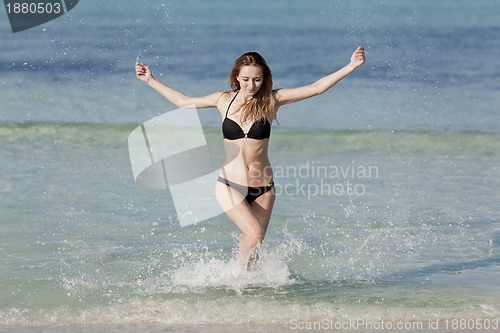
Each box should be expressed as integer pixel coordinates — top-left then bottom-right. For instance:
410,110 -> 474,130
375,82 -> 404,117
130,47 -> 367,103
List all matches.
1,1 -> 499,332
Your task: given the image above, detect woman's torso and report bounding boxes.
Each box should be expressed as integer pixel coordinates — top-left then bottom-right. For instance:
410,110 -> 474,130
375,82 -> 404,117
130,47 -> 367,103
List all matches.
217,90 -> 274,187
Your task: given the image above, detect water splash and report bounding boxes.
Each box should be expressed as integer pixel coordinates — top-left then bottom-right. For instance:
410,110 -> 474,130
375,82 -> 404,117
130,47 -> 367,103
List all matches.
168,230 -> 303,294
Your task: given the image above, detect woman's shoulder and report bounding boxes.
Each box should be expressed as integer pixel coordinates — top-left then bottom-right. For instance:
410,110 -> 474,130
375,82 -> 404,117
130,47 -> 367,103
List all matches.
216,89 -> 237,103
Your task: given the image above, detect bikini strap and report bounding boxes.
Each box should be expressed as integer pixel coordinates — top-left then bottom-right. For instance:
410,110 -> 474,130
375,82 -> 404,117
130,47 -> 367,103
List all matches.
225,90 -> 240,118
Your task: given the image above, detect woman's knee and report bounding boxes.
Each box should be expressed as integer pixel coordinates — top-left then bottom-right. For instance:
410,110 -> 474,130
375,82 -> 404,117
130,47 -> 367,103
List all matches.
244,226 -> 264,244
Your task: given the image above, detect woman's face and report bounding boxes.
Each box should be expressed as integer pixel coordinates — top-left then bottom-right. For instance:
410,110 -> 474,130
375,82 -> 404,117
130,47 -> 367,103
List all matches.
237,65 -> 263,96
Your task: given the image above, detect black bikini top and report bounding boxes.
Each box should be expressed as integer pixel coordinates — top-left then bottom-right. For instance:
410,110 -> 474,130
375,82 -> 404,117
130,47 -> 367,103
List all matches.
222,90 -> 271,140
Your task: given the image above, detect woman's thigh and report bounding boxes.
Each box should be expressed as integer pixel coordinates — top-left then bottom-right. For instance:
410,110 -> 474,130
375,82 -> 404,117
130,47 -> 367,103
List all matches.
215,181 -> 263,235
250,188 -> 276,236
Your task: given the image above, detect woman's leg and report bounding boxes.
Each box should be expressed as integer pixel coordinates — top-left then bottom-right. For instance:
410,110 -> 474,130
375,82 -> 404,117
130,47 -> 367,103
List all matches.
244,189 -> 276,267
215,180 -> 276,267
249,188 -> 276,238
215,181 -> 265,264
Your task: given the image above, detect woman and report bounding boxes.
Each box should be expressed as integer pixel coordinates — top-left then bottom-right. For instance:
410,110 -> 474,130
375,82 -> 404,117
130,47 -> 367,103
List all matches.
135,47 -> 365,268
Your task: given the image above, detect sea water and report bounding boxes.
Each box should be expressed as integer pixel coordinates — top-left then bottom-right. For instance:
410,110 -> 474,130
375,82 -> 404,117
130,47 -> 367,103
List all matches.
1,0 -> 499,331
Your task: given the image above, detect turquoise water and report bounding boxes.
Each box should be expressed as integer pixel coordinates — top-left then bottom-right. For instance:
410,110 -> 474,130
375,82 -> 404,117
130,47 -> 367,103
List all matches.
1,0 -> 500,331
1,124 -> 499,329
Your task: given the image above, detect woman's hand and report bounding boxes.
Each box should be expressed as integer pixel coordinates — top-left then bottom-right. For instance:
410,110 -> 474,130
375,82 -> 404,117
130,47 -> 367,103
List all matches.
348,46 -> 365,70
135,62 -> 153,84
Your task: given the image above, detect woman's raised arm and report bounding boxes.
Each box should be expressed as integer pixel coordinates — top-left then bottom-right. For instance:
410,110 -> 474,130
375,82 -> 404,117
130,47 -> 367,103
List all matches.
275,46 -> 365,106
135,62 -> 222,109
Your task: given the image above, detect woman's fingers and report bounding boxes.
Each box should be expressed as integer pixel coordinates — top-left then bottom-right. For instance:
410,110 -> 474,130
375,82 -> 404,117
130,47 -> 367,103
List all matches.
135,62 -> 152,83
349,46 -> 365,69
356,46 -> 365,61
135,63 -> 148,76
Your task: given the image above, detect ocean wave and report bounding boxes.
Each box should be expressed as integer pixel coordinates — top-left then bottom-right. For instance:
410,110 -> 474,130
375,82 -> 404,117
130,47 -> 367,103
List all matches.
1,122 -> 499,154
0,299 -> 494,329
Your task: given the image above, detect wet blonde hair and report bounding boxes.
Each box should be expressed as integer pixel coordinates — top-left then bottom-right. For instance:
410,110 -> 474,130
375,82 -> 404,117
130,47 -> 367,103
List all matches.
229,52 -> 277,125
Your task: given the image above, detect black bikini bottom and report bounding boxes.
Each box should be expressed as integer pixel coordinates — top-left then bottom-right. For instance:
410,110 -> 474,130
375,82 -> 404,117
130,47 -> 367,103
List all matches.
217,176 -> 274,204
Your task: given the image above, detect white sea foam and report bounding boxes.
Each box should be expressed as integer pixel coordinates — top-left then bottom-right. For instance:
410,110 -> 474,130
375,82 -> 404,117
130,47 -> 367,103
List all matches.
0,299 -> 493,329
480,304 -> 500,317
169,231 -> 301,293
169,253 -> 292,292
